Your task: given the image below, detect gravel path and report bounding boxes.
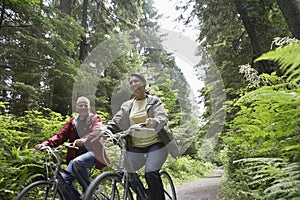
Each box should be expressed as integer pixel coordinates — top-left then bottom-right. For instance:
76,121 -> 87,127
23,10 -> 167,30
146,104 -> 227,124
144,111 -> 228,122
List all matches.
175,167 -> 223,200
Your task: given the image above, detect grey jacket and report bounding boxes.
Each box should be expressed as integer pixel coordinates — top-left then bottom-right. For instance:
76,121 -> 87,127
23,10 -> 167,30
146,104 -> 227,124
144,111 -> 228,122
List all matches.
106,95 -> 168,149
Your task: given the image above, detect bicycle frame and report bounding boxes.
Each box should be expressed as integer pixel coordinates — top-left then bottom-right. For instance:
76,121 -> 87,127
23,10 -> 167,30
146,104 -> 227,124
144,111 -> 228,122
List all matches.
124,153 -> 151,199
93,125 -> 155,199
43,145 -> 75,200
117,154 -> 149,199
16,144 -> 80,200
84,125 -> 177,200
48,144 -> 85,200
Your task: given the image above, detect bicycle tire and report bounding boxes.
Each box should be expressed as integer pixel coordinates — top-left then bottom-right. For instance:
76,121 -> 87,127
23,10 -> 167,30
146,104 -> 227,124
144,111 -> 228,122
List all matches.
83,171 -> 133,200
160,170 -> 177,200
15,180 -> 64,200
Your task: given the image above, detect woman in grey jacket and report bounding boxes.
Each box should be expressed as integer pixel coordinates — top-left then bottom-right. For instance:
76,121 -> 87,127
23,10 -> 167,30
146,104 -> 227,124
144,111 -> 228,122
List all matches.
106,73 -> 168,200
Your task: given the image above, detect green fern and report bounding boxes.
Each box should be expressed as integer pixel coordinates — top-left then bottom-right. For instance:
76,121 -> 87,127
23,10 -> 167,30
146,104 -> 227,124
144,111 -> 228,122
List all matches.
222,38 -> 300,200
264,162 -> 300,199
255,41 -> 300,83
231,158 -> 300,199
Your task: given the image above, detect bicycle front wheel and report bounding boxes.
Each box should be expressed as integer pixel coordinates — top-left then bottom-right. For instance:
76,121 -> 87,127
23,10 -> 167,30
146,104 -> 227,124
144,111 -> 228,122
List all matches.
15,180 -> 63,200
160,170 -> 177,200
84,171 -> 133,200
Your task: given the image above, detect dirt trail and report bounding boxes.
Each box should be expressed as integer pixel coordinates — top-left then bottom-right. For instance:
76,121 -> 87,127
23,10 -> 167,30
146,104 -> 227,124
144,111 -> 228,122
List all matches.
175,166 -> 223,200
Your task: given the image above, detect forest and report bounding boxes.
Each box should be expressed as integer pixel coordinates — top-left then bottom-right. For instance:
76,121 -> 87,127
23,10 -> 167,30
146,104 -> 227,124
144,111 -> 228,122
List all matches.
0,0 -> 299,199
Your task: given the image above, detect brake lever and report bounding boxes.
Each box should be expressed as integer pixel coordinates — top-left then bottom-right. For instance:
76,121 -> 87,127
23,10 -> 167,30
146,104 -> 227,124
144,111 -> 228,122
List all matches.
64,143 -> 79,150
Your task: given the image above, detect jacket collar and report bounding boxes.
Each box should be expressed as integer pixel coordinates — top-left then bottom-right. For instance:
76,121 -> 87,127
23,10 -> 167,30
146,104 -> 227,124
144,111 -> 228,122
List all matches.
74,112 -> 92,126
128,95 -> 158,110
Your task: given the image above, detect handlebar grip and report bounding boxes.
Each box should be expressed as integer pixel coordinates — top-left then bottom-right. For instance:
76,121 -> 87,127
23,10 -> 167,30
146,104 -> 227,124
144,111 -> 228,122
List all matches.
64,143 -> 79,150
39,145 -> 48,151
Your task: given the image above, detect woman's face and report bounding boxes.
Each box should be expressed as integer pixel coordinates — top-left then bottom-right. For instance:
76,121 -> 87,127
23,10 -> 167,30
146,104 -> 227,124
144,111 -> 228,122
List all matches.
129,75 -> 145,94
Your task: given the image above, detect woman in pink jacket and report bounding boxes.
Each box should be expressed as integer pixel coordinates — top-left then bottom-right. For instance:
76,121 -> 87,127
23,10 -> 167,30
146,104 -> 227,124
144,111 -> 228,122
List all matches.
35,96 -> 110,199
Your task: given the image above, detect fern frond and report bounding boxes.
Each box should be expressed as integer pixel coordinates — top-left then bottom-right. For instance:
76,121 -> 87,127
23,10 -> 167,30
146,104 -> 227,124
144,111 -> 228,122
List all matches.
255,42 -> 300,83
249,176 -> 274,186
264,180 -> 300,198
23,173 -> 45,185
264,162 -> 300,199
233,157 -> 284,164
18,163 -> 44,169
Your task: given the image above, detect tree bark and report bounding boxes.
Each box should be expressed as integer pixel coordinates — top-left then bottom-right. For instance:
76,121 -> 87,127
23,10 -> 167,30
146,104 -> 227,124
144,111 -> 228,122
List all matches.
234,0 -> 265,58
277,0 -> 300,39
233,0 -> 272,73
79,0 -> 88,61
0,0 -> 5,29
60,0 -> 72,15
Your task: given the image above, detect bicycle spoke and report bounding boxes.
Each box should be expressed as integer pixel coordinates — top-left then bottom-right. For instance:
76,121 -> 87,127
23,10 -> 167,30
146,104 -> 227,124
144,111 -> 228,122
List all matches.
84,172 -> 133,200
15,181 -> 63,200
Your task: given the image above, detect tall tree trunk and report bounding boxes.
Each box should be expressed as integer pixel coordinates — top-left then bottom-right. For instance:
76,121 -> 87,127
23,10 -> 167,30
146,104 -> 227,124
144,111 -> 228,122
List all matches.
234,0 -> 265,58
79,0 -> 88,61
51,0 -> 73,115
234,0 -> 271,73
0,0 -> 5,29
277,0 -> 300,39
60,0 -> 72,15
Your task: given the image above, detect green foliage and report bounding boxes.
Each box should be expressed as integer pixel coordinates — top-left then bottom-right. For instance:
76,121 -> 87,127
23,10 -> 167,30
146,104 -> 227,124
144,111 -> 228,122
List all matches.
197,137 -> 221,164
189,0 -> 290,97
255,41 -> 300,84
221,85 -> 300,199
0,105 -> 66,199
221,158 -> 300,199
6,0 -> 40,5
189,1 -> 293,171
163,156 -> 216,185
264,162 -> 300,199
1,2 -> 83,115
221,40 -> 300,199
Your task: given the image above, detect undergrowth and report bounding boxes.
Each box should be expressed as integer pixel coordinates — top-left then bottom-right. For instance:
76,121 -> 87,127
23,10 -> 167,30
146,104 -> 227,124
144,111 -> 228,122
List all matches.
163,156 -> 216,186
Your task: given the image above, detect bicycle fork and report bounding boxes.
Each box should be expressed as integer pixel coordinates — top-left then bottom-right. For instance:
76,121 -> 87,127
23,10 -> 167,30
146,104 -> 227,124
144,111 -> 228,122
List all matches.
129,173 -> 149,200
119,148 -> 149,200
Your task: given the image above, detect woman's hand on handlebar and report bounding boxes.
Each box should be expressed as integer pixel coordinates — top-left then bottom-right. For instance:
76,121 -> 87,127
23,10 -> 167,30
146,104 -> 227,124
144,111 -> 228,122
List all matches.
145,118 -> 156,128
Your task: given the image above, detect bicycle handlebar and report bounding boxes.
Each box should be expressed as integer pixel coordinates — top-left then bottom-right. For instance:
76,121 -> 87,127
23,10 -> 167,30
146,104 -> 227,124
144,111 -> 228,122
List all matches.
39,143 -> 79,152
91,123 -> 156,143
38,143 -> 79,163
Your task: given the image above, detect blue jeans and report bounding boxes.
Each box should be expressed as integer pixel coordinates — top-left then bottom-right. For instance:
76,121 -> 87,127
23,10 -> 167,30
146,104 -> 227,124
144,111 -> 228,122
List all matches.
62,151 -> 96,199
127,143 -> 168,200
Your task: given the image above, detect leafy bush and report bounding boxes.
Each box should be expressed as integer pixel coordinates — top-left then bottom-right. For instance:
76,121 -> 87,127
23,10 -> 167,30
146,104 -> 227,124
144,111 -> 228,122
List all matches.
220,40 -> 300,199
0,107 -> 66,199
163,156 -> 216,185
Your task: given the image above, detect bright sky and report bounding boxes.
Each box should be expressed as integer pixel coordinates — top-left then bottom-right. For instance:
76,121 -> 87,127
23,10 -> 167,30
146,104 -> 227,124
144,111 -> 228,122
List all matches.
153,0 -> 199,40
153,0 -> 204,114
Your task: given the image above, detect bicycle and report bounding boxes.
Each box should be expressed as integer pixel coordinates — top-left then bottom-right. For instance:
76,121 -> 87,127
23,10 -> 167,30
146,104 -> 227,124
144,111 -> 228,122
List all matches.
15,143 -> 88,200
83,124 -> 177,200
